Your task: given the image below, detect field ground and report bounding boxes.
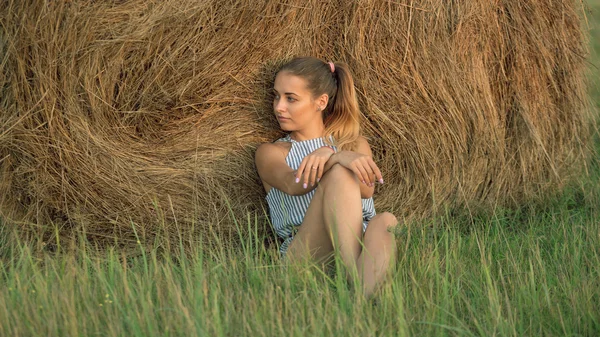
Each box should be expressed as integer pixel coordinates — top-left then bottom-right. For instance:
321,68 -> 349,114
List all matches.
1,1 -> 600,336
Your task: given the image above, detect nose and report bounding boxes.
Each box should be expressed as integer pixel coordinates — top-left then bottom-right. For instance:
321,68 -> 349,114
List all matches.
274,99 -> 285,114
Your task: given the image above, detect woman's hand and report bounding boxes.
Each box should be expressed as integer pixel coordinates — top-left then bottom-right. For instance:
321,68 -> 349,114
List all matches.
295,147 -> 335,188
334,150 -> 383,187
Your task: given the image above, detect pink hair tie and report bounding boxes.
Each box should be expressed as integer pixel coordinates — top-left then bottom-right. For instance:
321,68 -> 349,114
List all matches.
328,62 -> 335,73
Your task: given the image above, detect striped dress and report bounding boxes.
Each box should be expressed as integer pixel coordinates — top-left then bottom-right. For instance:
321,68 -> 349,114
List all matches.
265,134 -> 377,255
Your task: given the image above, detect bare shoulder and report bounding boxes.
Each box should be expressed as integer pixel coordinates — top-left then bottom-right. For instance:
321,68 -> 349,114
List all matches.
355,135 -> 373,155
255,140 -> 294,193
356,135 -> 371,147
255,141 -> 291,162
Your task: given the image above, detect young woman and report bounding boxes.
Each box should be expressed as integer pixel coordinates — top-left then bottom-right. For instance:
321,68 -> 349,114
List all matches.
255,57 -> 397,297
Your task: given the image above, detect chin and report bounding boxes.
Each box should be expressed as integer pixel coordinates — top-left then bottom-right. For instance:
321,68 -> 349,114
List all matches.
278,124 -> 294,132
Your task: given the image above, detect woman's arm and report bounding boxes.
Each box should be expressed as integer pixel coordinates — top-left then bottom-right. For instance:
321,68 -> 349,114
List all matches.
322,136 -> 382,198
255,143 -> 317,196
257,137 -> 382,198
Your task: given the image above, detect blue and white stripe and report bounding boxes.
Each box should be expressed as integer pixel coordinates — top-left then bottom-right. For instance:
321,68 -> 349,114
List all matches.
265,134 -> 377,255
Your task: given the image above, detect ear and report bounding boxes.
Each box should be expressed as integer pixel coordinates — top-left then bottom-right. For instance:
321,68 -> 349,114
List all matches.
315,93 -> 329,111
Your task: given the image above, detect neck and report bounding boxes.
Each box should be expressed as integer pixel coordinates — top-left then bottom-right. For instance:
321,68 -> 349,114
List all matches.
289,123 -> 325,142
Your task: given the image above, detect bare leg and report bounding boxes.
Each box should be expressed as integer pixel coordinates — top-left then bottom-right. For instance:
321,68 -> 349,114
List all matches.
286,164 -> 396,297
286,164 -> 363,270
357,212 -> 397,297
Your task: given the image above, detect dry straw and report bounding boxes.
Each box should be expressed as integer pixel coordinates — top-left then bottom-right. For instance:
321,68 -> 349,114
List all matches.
0,0 -> 593,253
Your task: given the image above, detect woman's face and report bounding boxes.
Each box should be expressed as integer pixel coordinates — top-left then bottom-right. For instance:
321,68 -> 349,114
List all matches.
272,72 -> 323,132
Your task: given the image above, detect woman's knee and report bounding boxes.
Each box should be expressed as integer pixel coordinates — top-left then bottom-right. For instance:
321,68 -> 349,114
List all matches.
378,212 -> 398,227
319,164 -> 358,186
368,212 -> 398,238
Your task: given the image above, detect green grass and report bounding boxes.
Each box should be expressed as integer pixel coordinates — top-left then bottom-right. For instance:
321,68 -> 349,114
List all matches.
1,1 -> 600,336
1,188 -> 599,336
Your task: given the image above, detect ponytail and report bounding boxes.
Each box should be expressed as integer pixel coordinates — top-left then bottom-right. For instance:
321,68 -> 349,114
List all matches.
276,57 -> 360,151
323,62 -> 360,151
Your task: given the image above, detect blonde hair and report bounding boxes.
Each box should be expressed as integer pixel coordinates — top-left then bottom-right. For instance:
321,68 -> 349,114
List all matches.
277,57 -> 360,151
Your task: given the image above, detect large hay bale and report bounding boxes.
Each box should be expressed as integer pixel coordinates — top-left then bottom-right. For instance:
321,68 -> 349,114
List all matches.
0,0 -> 592,251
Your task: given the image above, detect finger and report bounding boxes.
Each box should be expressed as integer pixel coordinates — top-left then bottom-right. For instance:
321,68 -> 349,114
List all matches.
296,158 -> 308,183
367,158 -> 384,184
368,171 -> 377,187
355,162 -> 373,186
350,163 -> 368,185
359,158 -> 376,186
309,162 -> 318,187
363,158 -> 378,186
303,159 -> 316,189
316,160 -> 325,183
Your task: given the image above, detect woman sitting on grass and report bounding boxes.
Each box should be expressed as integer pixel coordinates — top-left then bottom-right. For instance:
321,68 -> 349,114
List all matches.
255,57 -> 397,297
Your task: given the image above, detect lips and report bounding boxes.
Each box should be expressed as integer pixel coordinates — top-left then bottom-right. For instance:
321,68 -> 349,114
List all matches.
277,116 -> 290,121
